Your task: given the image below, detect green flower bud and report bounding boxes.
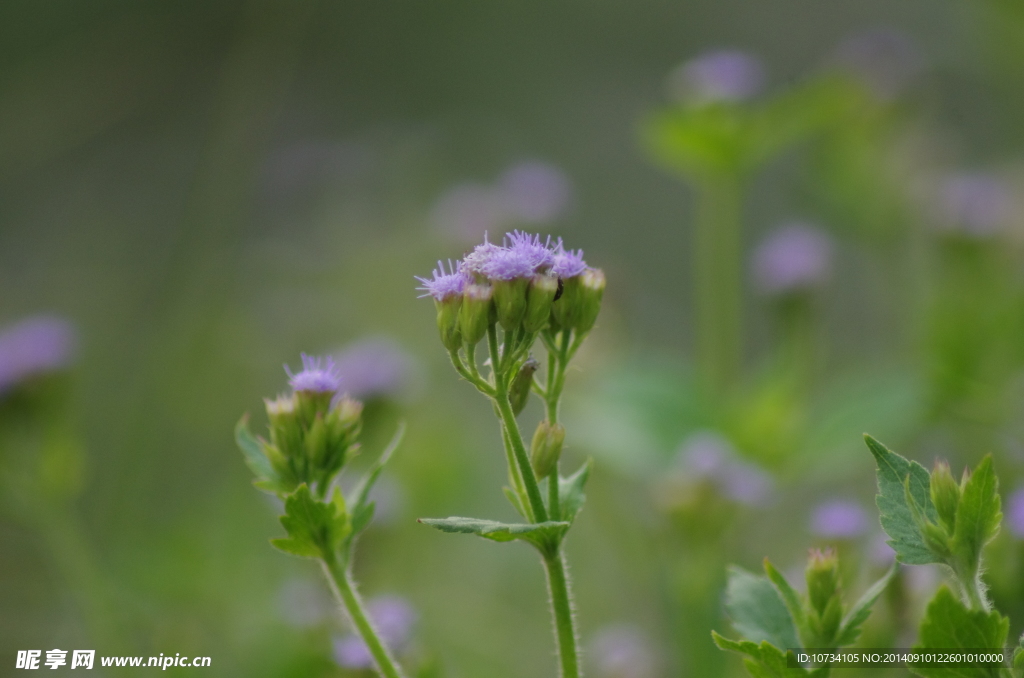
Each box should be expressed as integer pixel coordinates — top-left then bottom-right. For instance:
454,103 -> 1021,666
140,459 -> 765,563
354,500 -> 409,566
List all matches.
930,460 -> 960,533
265,394 -> 302,458
459,284 -> 494,346
551,274 -> 583,330
575,268 -> 606,334
509,357 -> 539,416
806,548 -> 840,617
922,521 -> 951,557
1012,641 -> 1024,670
435,296 -> 463,352
524,274 -> 558,333
530,420 -> 565,479
493,277 -> 530,332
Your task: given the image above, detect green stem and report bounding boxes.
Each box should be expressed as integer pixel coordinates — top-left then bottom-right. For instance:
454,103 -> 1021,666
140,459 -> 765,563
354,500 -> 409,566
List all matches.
494,393 -> 548,523
501,423 -> 530,519
543,549 -> 581,678
322,557 -> 406,678
548,468 -> 560,520
953,561 -> 990,612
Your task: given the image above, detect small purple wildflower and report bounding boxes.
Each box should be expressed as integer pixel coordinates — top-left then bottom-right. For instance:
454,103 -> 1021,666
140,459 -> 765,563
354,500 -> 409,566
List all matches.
938,172 -> 1011,237
333,595 -> 417,669
833,28 -> 924,101
589,624 -> 657,678
550,246 -> 588,279
676,431 -> 774,507
415,259 -> 467,300
1006,486 -> 1024,539
333,337 -> 418,401
752,223 -> 834,295
668,49 -> 766,105
0,315 -> 77,396
499,161 -> 573,223
810,500 -> 869,539
481,247 -> 535,280
507,230 -> 555,271
462,236 -> 503,275
286,353 -> 341,393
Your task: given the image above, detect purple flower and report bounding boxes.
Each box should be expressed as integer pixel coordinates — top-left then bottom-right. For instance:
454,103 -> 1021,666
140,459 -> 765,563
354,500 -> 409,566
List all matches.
286,353 -> 341,393
462,236 -> 503,275
415,259 -> 466,300
676,431 -> 774,507
550,246 -> 588,279
833,28 -> 924,100
938,172 -> 1011,237
668,49 -> 766,105
431,183 -> 509,241
481,247 -> 535,280
333,595 -> 417,669
0,315 -> 77,396
506,230 -> 555,270
589,624 -> 657,678
499,161 -> 573,223
752,223 -> 834,295
810,500 -> 869,539
1007,486 -> 1024,539
333,337 -> 418,401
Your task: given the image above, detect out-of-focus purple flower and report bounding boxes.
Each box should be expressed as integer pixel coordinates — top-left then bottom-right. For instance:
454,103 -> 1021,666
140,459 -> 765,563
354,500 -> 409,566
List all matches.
810,500 -> 870,539
431,183 -> 509,242
0,315 -> 77,396
506,230 -> 556,271
667,49 -> 766,105
833,28 -> 925,101
676,431 -> 774,507
499,161 -> 573,223
1006,486 -> 1024,539
333,595 -> 417,669
550,246 -> 588,279
415,260 -> 467,301
938,172 -> 1012,237
286,353 -> 341,393
752,223 -> 834,295
333,337 -> 418,402
589,624 -> 657,678
481,247 -> 535,281
277,577 -> 328,628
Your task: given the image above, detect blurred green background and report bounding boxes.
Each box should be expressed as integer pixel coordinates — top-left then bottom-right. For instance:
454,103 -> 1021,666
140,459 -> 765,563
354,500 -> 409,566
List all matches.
4,1 -> 1024,676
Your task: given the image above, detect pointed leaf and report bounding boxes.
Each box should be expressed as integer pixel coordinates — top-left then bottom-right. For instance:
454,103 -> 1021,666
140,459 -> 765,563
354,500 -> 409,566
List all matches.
763,559 -> 805,630
712,632 -> 810,678
418,516 -> 569,549
503,486 -> 528,519
836,564 -> 897,646
350,423 -> 404,513
558,458 -> 593,522
951,455 -> 1002,574
236,415 -> 275,482
272,484 -> 347,559
910,586 -> 1009,678
865,435 -> 940,564
725,566 -> 801,652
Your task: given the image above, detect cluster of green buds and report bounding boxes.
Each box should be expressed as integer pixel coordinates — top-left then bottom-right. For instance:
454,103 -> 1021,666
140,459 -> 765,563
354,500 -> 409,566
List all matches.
238,354 -> 362,499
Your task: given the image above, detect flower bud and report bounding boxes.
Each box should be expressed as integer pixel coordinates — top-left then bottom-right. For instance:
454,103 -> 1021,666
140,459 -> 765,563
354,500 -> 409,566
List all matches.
493,278 -> 530,332
551,274 -> 583,330
530,420 -> 565,479
435,297 -> 463,352
509,358 -> 539,416
523,274 -> 558,333
459,284 -> 494,346
805,548 -> 840,617
930,460 -> 960,533
265,394 -> 303,458
575,268 -> 606,334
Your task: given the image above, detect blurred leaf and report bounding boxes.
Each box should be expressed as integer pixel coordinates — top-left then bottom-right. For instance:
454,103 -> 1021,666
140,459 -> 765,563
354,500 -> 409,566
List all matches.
271,484 -> 349,559
836,564 -> 897,646
910,586 -> 1008,678
724,566 -> 800,651
952,455 -> 1002,573
762,559 -> 804,630
503,486 -> 528,519
712,632 -> 815,677
342,422 -> 405,558
418,517 -> 569,550
235,415 -> 276,485
865,435 -> 941,565
557,458 -> 593,523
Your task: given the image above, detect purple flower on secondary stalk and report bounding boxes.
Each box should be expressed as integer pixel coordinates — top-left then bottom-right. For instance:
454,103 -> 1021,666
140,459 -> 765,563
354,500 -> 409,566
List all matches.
589,624 -> 657,678
333,337 -> 418,401
752,223 -> 834,295
1006,487 -> 1024,539
499,161 -> 573,223
507,230 -> 555,271
415,259 -> 467,300
0,315 -> 78,396
481,247 -> 535,281
550,247 -> 588,279
333,595 -> 417,669
668,49 -> 766,105
810,500 -> 869,539
833,28 -> 924,101
676,431 -> 774,507
286,353 -> 341,393
939,172 -> 1011,237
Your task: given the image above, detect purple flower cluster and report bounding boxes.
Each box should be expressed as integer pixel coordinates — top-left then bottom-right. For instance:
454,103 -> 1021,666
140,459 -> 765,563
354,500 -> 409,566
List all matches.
667,49 -> 766,105
0,315 -> 77,396
332,337 -> 418,401
286,353 -> 341,393
676,431 -> 774,507
752,223 -> 834,295
810,500 -> 869,539
416,231 -> 589,301
333,595 -> 417,669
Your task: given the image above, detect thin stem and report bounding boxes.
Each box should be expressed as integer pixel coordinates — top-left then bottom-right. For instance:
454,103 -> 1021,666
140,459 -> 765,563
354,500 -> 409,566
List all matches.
494,393 -> 548,523
322,557 -> 406,678
501,422 -> 531,521
953,560 -> 990,612
547,469 -> 560,520
487,324 -> 503,388
543,549 -> 581,678
449,348 -> 494,396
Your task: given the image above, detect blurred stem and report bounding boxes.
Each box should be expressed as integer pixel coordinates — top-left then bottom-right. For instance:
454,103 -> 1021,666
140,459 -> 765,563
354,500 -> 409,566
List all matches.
321,556 -> 406,678
548,467 -> 561,519
694,173 -> 744,396
543,549 -> 581,678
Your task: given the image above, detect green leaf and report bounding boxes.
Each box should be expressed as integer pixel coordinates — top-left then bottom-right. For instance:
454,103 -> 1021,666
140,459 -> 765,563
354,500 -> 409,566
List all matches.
271,484 -> 349,559
724,566 -> 801,652
418,516 -> 569,550
503,486 -> 528,519
235,415 -> 275,483
910,586 -> 1009,678
865,434 -> 941,564
835,564 -> 897,646
951,455 -> 1002,574
762,559 -> 805,630
712,632 -> 811,678
558,458 -> 593,522
341,423 -> 404,558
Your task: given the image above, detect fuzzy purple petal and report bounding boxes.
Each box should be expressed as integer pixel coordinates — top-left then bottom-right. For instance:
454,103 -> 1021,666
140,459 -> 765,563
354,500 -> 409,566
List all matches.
0,315 -> 78,396
481,247 -> 535,280
415,259 -> 467,300
286,353 -> 341,393
550,248 -> 588,278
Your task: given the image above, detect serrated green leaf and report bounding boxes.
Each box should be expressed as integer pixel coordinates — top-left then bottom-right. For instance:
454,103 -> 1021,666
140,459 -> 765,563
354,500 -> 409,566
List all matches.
269,537 -> 321,558
235,415 -> 275,483
952,455 -> 1002,574
763,559 -> 805,630
865,435 -> 941,564
418,516 -> 569,549
272,484 -> 348,560
712,632 -> 811,678
558,458 -> 593,522
910,586 -> 1009,678
725,566 -> 801,652
836,564 -> 897,646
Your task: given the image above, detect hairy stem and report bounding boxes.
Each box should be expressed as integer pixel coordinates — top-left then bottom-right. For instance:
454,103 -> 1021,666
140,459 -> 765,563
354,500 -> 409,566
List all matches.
494,392 -> 548,523
322,557 -> 406,678
543,549 -> 581,678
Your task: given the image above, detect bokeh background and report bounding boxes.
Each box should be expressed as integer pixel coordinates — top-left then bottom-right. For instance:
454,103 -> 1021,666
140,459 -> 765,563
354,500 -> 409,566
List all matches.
3,1 -> 1024,676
